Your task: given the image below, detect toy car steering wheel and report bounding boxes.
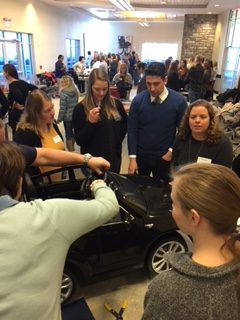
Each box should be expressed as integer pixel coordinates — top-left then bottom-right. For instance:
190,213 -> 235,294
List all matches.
80,171 -> 108,198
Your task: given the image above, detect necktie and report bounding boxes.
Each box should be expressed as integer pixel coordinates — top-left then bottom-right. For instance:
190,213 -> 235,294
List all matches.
153,96 -> 161,104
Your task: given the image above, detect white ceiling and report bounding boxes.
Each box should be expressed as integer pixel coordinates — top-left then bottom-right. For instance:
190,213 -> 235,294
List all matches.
40,0 -> 240,22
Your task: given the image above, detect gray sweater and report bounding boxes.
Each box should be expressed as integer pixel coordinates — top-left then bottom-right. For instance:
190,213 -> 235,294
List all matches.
142,253 -> 240,320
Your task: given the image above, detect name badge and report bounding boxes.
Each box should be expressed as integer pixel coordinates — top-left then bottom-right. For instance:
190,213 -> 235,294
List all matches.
53,135 -> 62,144
197,156 -> 212,164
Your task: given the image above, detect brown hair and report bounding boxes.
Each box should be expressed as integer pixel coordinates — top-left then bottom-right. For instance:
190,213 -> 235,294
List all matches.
178,99 -> 222,144
82,68 -> 119,120
17,89 -> 52,137
0,141 -> 25,198
3,64 -> 19,79
168,60 -> 179,74
173,163 -> 240,270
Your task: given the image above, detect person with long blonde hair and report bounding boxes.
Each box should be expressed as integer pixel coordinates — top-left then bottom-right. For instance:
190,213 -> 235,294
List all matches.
142,163 -> 240,319
57,75 -> 79,151
72,68 -> 127,173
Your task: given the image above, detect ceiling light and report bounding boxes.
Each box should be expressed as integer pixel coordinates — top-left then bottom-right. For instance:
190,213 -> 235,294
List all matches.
89,8 -> 111,19
123,11 -> 165,19
214,4 -> 220,7
167,14 -> 177,19
110,0 -> 134,11
208,12 -> 212,14
139,19 -> 149,27
139,22 -> 148,27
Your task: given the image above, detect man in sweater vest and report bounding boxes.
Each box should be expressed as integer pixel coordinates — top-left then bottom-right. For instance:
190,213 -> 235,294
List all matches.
128,62 -> 187,181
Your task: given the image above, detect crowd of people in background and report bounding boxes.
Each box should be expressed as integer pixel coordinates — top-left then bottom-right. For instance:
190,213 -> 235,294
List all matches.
51,51 -> 219,108
164,55 -> 218,103
0,47 -> 240,320
0,52 -> 234,178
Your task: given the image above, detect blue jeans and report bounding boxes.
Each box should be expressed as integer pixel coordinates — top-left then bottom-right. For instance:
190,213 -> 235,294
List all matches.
63,121 -> 74,140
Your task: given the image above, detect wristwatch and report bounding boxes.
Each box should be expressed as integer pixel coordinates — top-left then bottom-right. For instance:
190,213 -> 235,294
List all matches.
83,153 -> 92,166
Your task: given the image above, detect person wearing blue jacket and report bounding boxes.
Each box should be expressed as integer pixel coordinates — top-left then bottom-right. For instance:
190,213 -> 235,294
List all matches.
128,62 -> 187,181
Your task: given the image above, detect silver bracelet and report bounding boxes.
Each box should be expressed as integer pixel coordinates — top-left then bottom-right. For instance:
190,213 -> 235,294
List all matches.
90,179 -> 106,191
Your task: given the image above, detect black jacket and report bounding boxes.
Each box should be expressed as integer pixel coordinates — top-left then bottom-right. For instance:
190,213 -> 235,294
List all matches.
72,99 -> 127,173
0,88 -> 9,119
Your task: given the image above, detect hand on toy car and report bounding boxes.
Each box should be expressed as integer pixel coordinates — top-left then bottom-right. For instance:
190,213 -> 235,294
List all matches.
87,156 -> 110,175
81,171 -> 108,198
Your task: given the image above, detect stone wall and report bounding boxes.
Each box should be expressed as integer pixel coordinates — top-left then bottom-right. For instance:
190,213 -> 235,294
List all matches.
181,14 -> 218,61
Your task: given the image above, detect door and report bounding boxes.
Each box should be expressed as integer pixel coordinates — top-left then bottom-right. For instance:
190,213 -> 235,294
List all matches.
0,39 -> 22,84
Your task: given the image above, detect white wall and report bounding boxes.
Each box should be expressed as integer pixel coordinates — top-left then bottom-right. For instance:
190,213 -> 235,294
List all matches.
81,21 -> 184,60
1,0 -> 92,73
1,0 -> 184,73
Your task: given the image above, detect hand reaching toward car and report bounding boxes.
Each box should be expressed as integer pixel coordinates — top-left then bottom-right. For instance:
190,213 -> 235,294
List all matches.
88,156 -> 110,174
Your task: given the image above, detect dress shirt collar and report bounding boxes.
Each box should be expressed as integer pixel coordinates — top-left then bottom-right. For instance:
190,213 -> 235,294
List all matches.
150,86 -> 169,103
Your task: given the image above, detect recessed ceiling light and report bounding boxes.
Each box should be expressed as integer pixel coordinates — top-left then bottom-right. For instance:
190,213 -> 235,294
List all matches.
214,4 -> 220,7
208,12 -> 212,14
161,1 -> 167,4
167,14 -> 177,19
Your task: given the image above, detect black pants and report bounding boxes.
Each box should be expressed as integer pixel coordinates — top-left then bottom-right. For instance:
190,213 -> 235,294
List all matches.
77,80 -> 85,93
137,153 -> 170,181
116,81 -> 132,99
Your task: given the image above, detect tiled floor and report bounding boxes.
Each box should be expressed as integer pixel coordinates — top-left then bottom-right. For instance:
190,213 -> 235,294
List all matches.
78,269 -> 150,320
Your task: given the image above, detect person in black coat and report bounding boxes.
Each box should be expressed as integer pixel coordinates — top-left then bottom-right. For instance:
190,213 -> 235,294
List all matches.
72,68 -> 127,173
0,87 -> 9,119
3,64 -> 37,133
166,60 -> 183,92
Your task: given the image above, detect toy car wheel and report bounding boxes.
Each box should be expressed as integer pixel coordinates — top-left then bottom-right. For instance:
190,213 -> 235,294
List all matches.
147,235 -> 187,276
61,268 -> 78,304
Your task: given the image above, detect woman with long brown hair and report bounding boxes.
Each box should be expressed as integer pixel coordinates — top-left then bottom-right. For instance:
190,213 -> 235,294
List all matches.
13,89 -> 64,177
3,63 -> 37,133
72,68 -> 127,173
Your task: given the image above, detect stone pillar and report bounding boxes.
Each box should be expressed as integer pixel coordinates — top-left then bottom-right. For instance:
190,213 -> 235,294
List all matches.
181,14 -> 218,61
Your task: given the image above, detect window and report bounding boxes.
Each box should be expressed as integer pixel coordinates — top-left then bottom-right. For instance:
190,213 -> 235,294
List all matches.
141,42 -> 178,62
226,9 -> 240,48
222,9 -> 240,92
0,30 -> 34,84
66,38 -> 80,70
19,33 -> 33,80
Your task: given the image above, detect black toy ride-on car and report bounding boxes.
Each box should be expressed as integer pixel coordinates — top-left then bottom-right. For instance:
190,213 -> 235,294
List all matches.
23,165 -> 191,304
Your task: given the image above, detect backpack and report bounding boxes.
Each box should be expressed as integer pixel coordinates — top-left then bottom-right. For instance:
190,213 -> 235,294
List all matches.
217,88 -> 240,104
